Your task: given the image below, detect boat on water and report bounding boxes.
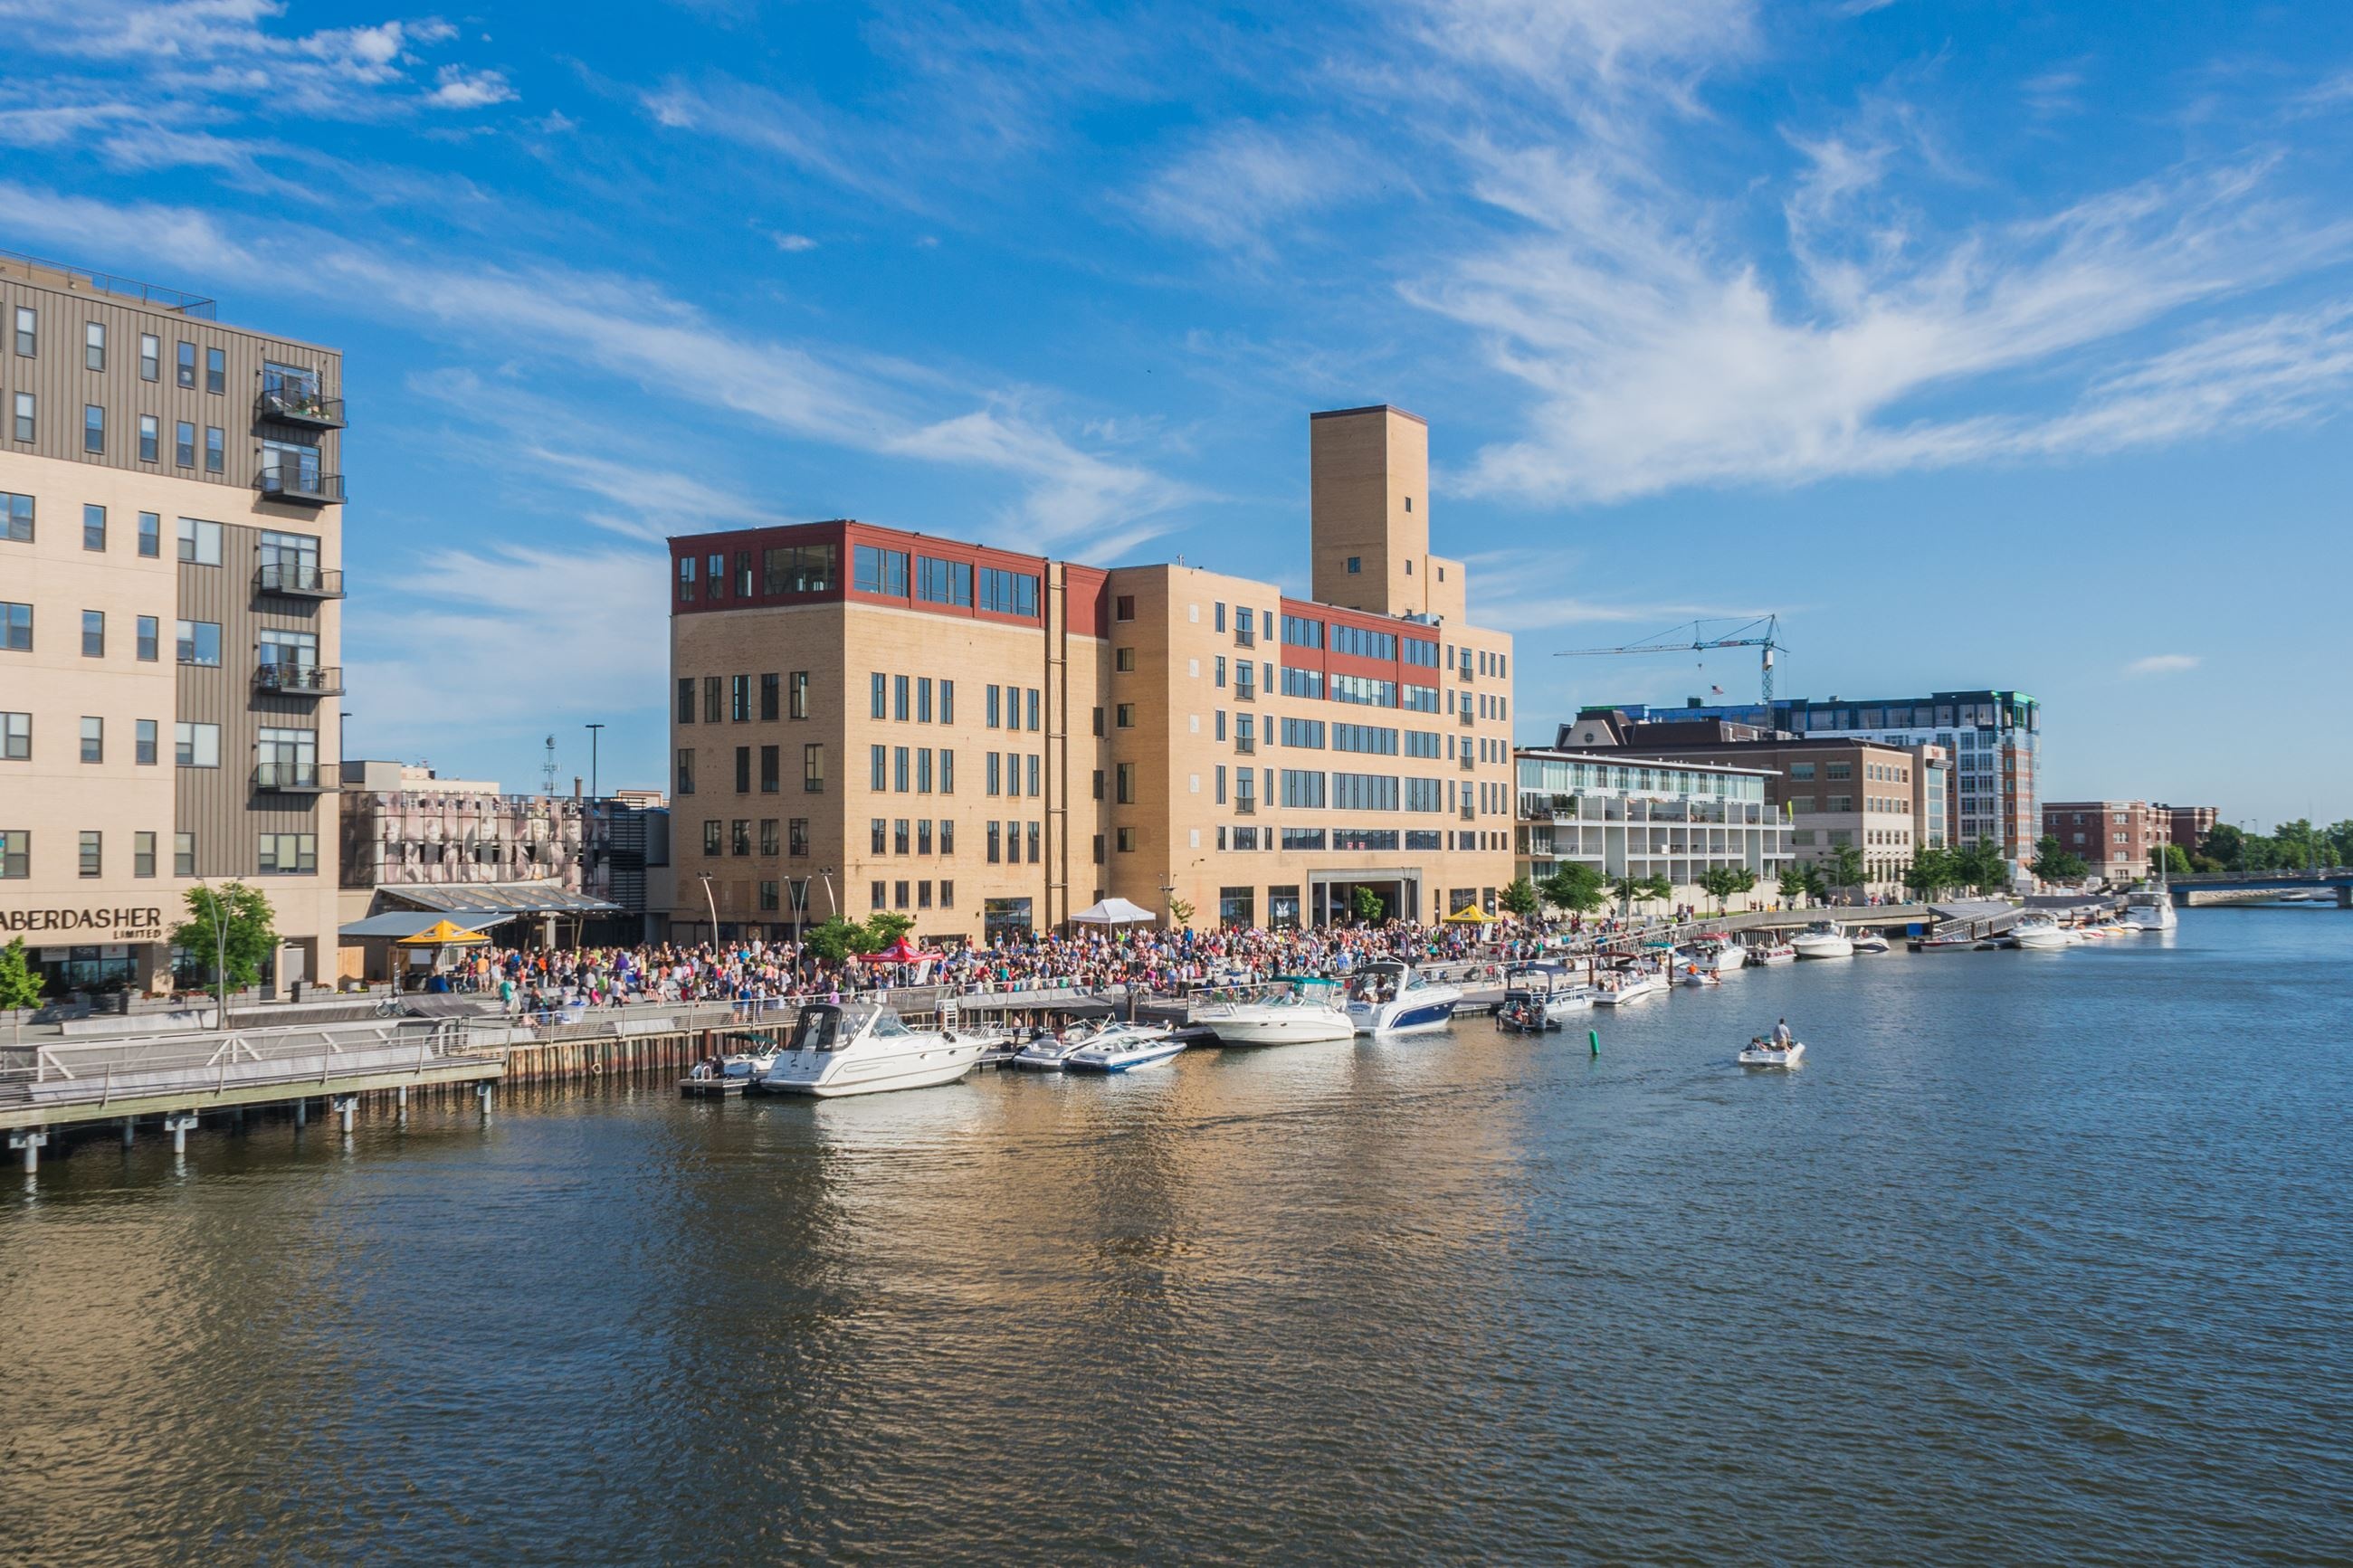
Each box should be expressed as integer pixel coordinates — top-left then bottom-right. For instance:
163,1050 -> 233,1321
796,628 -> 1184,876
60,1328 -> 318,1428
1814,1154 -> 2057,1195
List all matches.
1791,921 -> 1855,959
756,1002 -> 988,1098
1705,942 -> 1748,972
1205,978 -> 1356,1046
1064,1022 -> 1185,1072
1497,962 -> 1593,1031
1850,932 -> 1891,955
2013,914 -> 2075,950
1592,965 -> 1668,1004
1738,1038 -> 1805,1067
719,1037 -> 784,1079
1342,960 -> 1462,1035
2121,888 -> 2178,931
1747,939 -> 1796,965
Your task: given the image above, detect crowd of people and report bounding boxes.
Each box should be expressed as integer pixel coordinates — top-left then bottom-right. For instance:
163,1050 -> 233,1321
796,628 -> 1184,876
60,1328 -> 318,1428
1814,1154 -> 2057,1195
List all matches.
417,908 -> 1717,1020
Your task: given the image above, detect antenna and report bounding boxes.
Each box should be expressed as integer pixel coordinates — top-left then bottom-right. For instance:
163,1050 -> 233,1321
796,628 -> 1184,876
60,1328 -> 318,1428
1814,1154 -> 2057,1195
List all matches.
541,735 -> 558,794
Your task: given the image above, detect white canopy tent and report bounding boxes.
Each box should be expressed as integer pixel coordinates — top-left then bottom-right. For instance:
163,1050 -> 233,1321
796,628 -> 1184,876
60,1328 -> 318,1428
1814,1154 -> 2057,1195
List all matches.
1070,897 -> 1159,926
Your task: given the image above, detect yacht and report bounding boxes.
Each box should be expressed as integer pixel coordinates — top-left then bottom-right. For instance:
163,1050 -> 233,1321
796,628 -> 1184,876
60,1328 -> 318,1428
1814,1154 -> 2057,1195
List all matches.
1012,1018 -> 1148,1070
1342,961 -> 1462,1035
1497,963 -> 1593,1032
1850,932 -> 1891,955
719,1038 -> 784,1079
1705,942 -> 1747,972
1747,939 -> 1796,966
1592,965 -> 1668,1005
1064,1024 -> 1186,1072
757,1003 -> 987,1098
2121,888 -> 2179,931
1790,921 -> 1855,959
2012,914 -> 2075,951
1738,1038 -> 1805,1067
1207,979 -> 1358,1046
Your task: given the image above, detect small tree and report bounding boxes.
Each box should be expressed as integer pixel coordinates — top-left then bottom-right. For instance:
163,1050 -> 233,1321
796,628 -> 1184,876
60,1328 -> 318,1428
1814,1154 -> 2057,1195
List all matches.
1903,847 -> 1954,901
0,936 -> 43,1010
1953,838 -> 2008,893
1351,886 -> 1386,924
803,916 -> 869,962
862,911 -> 915,948
1166,897 -> 1195,928
1539,864 -> 1607,915
1699,865 -> 1741,913
1610,875 -> 1640,915
170,882 -> 277,992
1825,843 -> 1866,897
1777,866 -> 1811,907
1500,877 -> 1541,921
2032,833 -> 2088,882
2157,843 -> 2192,878
1641,873 -> 1674,909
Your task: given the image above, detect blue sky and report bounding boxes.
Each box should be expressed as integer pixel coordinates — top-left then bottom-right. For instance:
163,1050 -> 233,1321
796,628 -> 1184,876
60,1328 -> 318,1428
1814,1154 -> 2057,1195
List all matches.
4,1 -> 2348,827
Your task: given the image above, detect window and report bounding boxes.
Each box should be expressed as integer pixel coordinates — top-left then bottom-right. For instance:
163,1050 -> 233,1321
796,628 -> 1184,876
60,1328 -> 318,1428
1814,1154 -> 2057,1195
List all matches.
872,744 -> 889,790
176,421 -> 195,467
790,670 -> 810,720
81,611 -> 105,658
678,678 -> 696,723
940,820 -> 956,853
704,820 -> 724,855
707,553 -> 724,601
977,567 -> 1039,617
135,718 -> 157,765
13,306 -> 32,356
759,542 -> 838,594
986,753 -> 1001,795
915,556 -> 973,606
759,672 -> 780,722
175,832 -> 194,877
703,676 -> 722,724
789,818 -> 809,856
737,551 -> 753,597
917,748 -> 934,794
83,504 -> 106,551
872,818 -> 888,853
676,556 -> 697,603
140,333 -> 158,380
1282,613 -> 1325,648
256,726 -> 318,789
940,879 -> 955,908
1281,769 -> 1327,808
853,544 -> 910,596
872,880 -> 888,909
893,746 -> 910,792
84,404 -> 105,453
1117,827 -> 1135,853
1116,646 -> 1136,672
1027,689 -> 1040,731
1026,822 -> 1040,862
1025,754 -> 1039,796
1115,594 -> 1137,622
175,722 -> 220,767
894,819 -> 910,855
138,414 -> 158,462
917,820 -> 934,855
804,743 -> 824,793
917,678 -> 933,724
259,834 -> 318,874
938,679 -> 953,725
1346,556 -> 1360,574
987,821 -> 1002,862
760,745 -> 780,794
677,748 -> 696,794
80,831 -> 101,879
175,619 -> 220,665
986,685 -> 1002,728
80,716 -> 102,763
205,426 -> 224,472
2,490 -> 30,542
1215,657 -> 1226,689
730,674 -> 751,723
894,674 -> 910,721
134,831 -> 156,879
2,603 -> 29,651
13,391 -> 33,442
205,346 -> 225,394
733,820 -> 753,856
759,880 -> 780,912
1116,763 -> 1136,804
0,711 -> 25,758
0,830 -> 25,879
1116,703 -> 1134,729
177,517 -> 222,565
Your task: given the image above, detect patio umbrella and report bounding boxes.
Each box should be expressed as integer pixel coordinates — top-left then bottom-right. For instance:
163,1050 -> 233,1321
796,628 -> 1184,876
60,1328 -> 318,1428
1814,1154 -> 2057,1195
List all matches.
1443,906 -> 1491,925
395,919 -> 493,946
858,936 -> 925,964
1071,897 -> 1157,925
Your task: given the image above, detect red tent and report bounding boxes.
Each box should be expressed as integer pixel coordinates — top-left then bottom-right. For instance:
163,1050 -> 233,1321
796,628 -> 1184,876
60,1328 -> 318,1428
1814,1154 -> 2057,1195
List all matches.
859,936 -> 925,965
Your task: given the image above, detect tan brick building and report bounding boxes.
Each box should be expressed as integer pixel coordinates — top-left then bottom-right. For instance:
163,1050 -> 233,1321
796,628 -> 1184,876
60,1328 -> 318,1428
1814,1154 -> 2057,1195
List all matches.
665,404 -> 1517,941
0,253 -> 345,995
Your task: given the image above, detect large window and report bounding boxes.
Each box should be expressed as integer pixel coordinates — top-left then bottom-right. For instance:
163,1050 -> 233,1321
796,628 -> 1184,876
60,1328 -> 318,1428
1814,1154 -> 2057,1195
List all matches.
174,722 -> 221,767
259,834 -> 318,874
1330,673 -> 1396,708
0,830 -> 26,879
762,543 -> 837,594
177,517 -> 223,565
1281,769 -> 1326,808
915,556 -> 973,606
1331,773 -> 1398,811
1331,623 -> 1396,660
175,619 -> 221,666
1281,668 -> 1324,699
256,727 -> 319,789
1404,636 -> 1440,667
978,566 -> 1039,617
1332,723 -> 1397,755
1,491 -> 30,543
853,544 -> 910,596
1281,613 -> 1324,648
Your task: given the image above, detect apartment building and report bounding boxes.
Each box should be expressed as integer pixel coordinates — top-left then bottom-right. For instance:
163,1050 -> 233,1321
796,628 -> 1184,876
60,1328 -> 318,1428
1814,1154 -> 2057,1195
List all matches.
664,404 -> 1517,941
2163,803 -> 2218,854
0,253 -> 344,995
1513,749 -> 1791,904
2043,800 -> 2169,883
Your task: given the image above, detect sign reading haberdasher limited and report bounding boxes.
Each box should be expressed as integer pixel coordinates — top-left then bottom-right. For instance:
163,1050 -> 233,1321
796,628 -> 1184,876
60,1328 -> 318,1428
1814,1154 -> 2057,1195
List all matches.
0,906 -> 168,942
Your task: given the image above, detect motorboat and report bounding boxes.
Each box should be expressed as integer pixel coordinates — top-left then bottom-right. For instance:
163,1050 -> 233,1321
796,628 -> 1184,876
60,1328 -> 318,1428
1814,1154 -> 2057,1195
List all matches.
1747,940 -> 1796,966
1850,932 -> 1891,955
2012,914 -> 2075,951
1342,960 -> 1462,1035
1679,968 -> 1720,987
1497,963 -> 1593,1032
1910,931 -> 1992,953
1705,942 -> 1747,972
1063,1022 -> 1185,1072
757,1002 -> 987,1098
1738,1038 -> 1805,1067
1790,921 -> 1855,960
719,1036 -> 784,1079
2120,889 -> 2178,931
1592,965 -> 1667,1005
1205,978 -> 1357,1046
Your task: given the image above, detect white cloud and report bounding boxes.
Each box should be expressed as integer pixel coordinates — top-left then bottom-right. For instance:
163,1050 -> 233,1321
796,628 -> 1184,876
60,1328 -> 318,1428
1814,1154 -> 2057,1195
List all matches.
428,65 -> 514,110
1413,0 -> 1757,83
2123,653 -> 2201,677
768,231 -> 817,252
1134,123 -> 1376,254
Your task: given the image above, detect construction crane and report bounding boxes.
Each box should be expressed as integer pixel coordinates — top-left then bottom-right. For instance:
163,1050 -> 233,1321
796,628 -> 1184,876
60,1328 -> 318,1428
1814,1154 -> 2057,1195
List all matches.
1555,614 -> 1786,705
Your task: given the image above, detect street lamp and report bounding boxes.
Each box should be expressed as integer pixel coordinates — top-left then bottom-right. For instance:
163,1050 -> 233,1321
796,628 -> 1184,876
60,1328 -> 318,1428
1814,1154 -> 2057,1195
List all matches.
584,722 -> 605,798
818,867 -> 837,920
196,879 -> 228,1027
698,871 -> 719,946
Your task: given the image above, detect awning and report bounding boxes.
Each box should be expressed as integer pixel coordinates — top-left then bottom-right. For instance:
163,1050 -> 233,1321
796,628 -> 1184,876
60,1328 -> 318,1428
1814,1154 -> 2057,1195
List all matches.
1443,906 -> 1492,924
397,919 -> 494,946
340,911 -> 519,939
378,881 -> 623,917
1071,897 -> 1157,925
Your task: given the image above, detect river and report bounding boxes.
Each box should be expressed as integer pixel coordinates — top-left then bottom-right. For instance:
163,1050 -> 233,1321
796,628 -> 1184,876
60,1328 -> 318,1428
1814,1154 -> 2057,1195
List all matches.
3,910 -> 2348,1564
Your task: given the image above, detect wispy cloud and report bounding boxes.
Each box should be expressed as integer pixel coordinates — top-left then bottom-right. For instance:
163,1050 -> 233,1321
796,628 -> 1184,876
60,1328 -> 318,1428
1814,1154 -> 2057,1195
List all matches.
2124,653 -> 2201,677
1133,122 -> 1378,254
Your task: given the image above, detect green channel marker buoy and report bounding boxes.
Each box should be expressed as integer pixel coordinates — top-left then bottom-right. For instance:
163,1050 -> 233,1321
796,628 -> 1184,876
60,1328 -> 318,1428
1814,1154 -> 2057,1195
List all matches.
1588,1028 -> 1600,1058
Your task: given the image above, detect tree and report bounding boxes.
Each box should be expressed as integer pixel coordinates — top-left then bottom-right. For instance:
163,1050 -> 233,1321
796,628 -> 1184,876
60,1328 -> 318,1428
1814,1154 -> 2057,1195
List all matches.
804,916 -> 872,962
1500,877 -> 1541,920
1166,897 -> 1195,928
2201,822 -> 2247,870
2032,834 -> 2089,882
1777,865 -> 1812,907
1351,885 -> 1386,924
1952,838 -> 2007,894
1903,847 -> 1955,901
0,936 -> 42,1011
170,883 -> 277,992
1538,864 -> 1607,915
1825,843 -> 1866,895
2157,843 -> 2193,878
1699,865 -> 1755,912
862,911 -> 915,947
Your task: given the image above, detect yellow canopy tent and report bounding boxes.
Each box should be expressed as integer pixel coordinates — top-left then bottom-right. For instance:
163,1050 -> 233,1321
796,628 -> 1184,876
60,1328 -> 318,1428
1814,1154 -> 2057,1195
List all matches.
395,919 -> 493,946
1443,906 -> 1492,925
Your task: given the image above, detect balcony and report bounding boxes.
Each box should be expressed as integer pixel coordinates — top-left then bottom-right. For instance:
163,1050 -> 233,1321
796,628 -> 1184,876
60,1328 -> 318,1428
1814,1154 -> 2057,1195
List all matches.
1458,707 -> 1473,727
1460,803 -> 1477,822
253,468 -> 345,506
1235,736 -> 1256,755
1233,684 -> 1256,704
1459,752 -> 1474,772
1235,797 -> 1257,815
1235,627 -> 1256,649
252,762 -> 330,794
253,563 -> 345,599
255,385 -> 346,430
253,661 -> 343,698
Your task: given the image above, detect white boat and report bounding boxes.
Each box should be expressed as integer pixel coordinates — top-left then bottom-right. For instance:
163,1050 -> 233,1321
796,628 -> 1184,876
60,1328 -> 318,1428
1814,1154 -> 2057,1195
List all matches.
1592,966 -> 1667,1005
1063,1022 -> 1185,1072
719,1043 -> 782,1079
1850,932 -> 1890,955
2012,914 -> 2075,950
1497,963 -> 1593,1031
1679,966 -> 1720,987
1911,933 -> 1989,953
1738,1039 -> 1805,1067
757,1002 -> 986,1098
1206,979 -> 1357,1046
1790,921 -> 1854,959
2120,889 -> 2178,931
1747,941 -> 1796,966
1706,942 -> 1748,972
1342,960 -> 1462,1034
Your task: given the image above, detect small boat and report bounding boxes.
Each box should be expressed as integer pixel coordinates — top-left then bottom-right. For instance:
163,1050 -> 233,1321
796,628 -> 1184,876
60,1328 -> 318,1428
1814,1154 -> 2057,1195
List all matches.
718,1038 -> 783,1079
1205,978 -> 1357,1046
757,1002 -> 987,1098
1678,965 -> 1719,986
1704,942 -> 1747,972
1738,1039 -> 1805,1067
1592,965 -> 1667,1005
1910,933 -> 1985,953
1342,960 -> 1462,1035
1790,921 -> 1855,959
2121,889 -> 2177,930
1747,940 -> 1796,966
1063,1022 -> 1184,1072
1497,962 -> 1592,1031
2012,914 -> 2075,951
1850,932 -> 1890,955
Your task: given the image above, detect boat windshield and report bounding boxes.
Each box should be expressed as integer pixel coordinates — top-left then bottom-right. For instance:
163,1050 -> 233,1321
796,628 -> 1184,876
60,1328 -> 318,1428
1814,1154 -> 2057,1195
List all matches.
790,1008 -> 843,1052
1346,965 -> 1405,1002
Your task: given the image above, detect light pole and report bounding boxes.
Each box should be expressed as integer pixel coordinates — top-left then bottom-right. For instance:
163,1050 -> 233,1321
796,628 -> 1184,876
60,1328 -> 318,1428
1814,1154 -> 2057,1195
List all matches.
584,723 -> 605,798
197,879 -> 228,1027
698,871 -> 719,945
818,868 -> 836,920
338,709 -> 355,780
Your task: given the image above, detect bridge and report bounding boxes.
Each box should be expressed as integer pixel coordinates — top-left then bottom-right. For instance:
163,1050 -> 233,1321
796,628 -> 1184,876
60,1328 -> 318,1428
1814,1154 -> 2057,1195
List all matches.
2163,870 -> 2353,907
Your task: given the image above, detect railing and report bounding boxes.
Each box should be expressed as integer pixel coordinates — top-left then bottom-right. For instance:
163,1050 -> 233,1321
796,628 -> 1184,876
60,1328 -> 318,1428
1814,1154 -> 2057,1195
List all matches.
0,1019 -> 491,1108
1235,628 -> 1256,648
0,248 -> 215,316
1235,736 -> 1256,755
1459,708 -> 1473,727
1460,803 -> 1477,822
254,385 -> 346,429
1234,684 -> 1255,703
253,661 -> 342,696
253,762 -> 329,793
253,562 -> 345,597
1235,797 -> 1257,815
253,468 -> 346,504
1460,753 -> 1474,772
